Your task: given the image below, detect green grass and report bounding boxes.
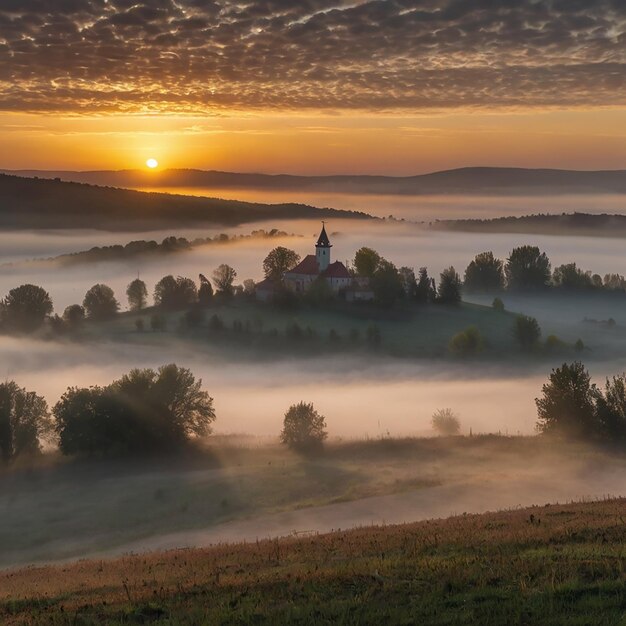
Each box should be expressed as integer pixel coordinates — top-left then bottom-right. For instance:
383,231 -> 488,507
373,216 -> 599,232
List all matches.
90,298 -> 525,359
2,498 -> 626,624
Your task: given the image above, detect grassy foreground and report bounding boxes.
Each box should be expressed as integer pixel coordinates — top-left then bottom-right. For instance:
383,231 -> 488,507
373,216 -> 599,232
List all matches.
2,499 -> 626,625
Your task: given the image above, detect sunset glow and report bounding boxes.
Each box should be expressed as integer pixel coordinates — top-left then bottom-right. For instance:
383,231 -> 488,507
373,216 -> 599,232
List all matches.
0,1 -> 623,173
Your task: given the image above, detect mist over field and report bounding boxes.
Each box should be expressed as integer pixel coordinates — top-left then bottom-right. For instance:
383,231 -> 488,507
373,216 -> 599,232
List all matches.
4,217 -> 626,312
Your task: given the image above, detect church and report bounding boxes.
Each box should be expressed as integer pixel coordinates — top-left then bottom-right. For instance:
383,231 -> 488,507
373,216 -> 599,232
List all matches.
283,224 -> 352,294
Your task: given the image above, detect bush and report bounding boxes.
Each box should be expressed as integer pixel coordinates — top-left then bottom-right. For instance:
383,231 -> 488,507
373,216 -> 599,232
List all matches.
492,297 -> 505,312
514,315 -> 541,350
53,364 -> 215,456
545,334 -> 565,352
448,326 -> 484,357
280,402 -> 327,452
150,313 -> 167,332
431,409 -> 461,436
208,314 -> 224,332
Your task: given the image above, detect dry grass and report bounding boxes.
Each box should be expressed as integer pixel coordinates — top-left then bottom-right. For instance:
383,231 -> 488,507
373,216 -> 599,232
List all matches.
2,498 -> 626,624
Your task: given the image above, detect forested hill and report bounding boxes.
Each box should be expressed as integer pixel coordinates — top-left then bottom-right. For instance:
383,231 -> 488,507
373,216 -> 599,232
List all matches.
5,166 -> 626,196
0,174 -> 371,231
432,212 -> 626,238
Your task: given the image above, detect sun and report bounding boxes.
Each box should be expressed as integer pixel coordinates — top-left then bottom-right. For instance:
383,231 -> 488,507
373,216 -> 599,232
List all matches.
146,158 -> 158,169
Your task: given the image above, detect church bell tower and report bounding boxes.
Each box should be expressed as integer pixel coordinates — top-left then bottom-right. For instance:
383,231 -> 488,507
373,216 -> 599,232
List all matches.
315,223 -> 332,271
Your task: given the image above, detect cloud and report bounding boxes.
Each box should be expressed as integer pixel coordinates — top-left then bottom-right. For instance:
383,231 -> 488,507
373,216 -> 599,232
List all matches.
0,0 -> 624,114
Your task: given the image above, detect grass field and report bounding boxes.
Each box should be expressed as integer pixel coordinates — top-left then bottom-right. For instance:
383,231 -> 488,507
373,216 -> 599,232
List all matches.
89,298 -> 540,359
2,497 -> 625,625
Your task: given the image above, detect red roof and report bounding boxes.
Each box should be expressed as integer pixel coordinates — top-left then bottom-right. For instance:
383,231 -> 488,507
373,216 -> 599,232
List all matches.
286,254 -> 320,276
322,261 -> 351,279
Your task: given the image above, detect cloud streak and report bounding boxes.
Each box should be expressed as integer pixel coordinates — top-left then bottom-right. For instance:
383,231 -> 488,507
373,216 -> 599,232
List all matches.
0,0 -> 624,114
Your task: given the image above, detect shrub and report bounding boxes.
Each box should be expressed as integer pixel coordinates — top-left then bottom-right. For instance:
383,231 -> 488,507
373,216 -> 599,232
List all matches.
545,334 -> 565,352
280,402 -> 327,452
208,314 -> 224,332
150,313 -> 167,332
492,297 -> 505,312
431,409 -> 461,436
448,326 -> 484,357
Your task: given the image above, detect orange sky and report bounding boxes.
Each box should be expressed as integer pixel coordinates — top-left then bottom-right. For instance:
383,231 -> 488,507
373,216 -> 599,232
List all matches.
1,108 -> 625,174
1,1 -> 624,174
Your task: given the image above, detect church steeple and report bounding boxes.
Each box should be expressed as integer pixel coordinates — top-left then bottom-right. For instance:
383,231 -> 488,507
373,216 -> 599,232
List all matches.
315,222 -> 332,271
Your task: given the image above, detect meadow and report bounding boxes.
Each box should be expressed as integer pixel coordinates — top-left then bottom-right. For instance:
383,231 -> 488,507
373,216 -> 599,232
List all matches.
2,435 -> 625,570
2,495 -> 625,625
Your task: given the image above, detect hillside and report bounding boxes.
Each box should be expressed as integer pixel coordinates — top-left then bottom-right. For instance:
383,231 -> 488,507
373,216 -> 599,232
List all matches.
2,497 -> 624,625
433,212 -> 626,238
5,166 -> 626,196
0,174 -> 371,231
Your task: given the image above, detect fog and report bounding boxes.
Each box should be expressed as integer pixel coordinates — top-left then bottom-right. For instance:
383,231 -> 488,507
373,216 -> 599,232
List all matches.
3,218 -> 626,313
4,207 -> 626,568
137,187 -> 626,221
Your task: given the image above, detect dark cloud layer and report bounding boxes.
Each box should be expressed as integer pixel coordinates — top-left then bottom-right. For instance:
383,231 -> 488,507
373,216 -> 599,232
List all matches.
0,0 -> 624,113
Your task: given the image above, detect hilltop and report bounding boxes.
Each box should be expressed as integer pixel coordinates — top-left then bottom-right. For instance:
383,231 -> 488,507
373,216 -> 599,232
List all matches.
432,212 -> 626,238
0,174 -> 371,231
5,166 -> 626,196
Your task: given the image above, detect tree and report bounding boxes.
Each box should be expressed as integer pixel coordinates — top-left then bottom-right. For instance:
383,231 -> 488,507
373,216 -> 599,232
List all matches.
438,267 -> 462,304
0,381 -> 51,463
213,264 -> 237,297
63,304 -> 85,329
126,278 -> 148,311
415,267 -> 436,304
83,284 -> 119,320
263,247 -> 300,281
371,259 -> 404,307
595,375 -> 626,442
505,246 -> 551,290
514,315 -> 541,350
431,408 -> 461,436
243,279 -> 256,296
54,365 -> 216,456
280,402 -> 327,452
464,252 -> 504,292
448,326 -> 484,356
399,267 -> 417,298
535,362 -> 600,438
552,263 -> 593,290
154,275 -> 197,309
604,274 -> 626,291
198,274 -> 214,306
353,247 -> 381,278
1,284 -> 53,332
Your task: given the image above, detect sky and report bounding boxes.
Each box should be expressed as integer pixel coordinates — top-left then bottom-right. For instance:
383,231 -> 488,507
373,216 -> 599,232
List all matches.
0,0 -> 625,174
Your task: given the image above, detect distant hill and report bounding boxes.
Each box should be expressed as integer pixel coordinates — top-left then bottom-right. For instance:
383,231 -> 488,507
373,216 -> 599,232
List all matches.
0,174 -> 371,231
432,212 -> 626,238
4,167 -> 626,196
